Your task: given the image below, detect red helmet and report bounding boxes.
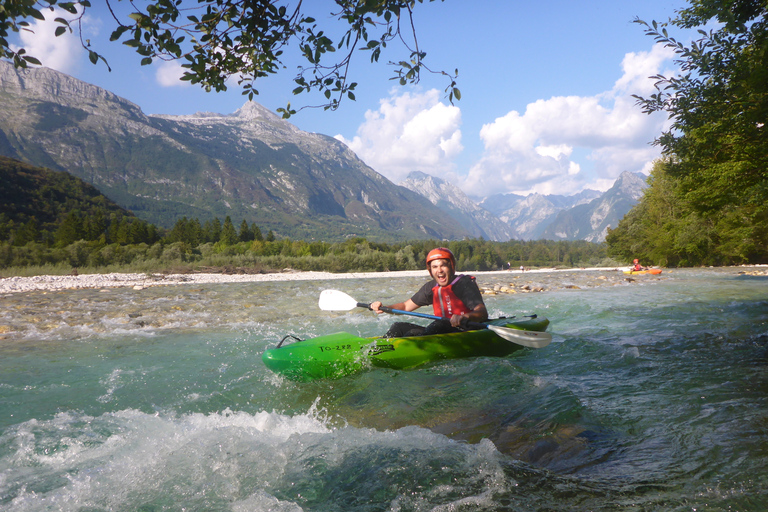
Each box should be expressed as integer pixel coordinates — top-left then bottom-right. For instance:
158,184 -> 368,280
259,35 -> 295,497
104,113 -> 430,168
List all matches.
633,259 -> 639,264
426,247 -> 456,273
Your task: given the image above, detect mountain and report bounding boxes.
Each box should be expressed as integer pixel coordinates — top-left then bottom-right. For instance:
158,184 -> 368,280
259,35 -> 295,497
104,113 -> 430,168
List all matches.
479,189 -> 602,240
411,171 -> 644,242
0,61 -> 471,242
398,171 -> 516,241
540,171 -> 648,242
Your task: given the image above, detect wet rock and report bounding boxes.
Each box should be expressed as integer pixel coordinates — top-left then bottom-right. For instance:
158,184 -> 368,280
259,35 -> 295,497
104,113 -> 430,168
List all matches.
527,439 -> 561,463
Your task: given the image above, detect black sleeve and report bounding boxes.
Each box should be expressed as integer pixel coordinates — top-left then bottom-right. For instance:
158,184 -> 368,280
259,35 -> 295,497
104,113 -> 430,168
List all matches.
453,275 -> 485,310
410,280 -> 436,307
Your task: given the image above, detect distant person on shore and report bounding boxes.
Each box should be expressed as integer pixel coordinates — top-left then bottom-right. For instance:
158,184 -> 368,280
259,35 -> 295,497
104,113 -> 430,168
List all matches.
370,247 -> 488,338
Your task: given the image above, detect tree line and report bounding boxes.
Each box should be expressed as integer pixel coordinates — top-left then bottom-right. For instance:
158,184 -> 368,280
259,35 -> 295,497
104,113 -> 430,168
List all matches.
0,212 -> 614,275
606,1 -> 768,266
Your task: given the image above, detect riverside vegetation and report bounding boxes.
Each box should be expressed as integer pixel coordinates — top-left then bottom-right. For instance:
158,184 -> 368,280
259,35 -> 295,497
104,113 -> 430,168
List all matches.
0,156 -> 615,277
0,216 -> 613,278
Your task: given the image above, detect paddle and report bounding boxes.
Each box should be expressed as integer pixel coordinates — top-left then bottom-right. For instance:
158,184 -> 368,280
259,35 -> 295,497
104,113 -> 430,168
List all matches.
318,289 -> 552,349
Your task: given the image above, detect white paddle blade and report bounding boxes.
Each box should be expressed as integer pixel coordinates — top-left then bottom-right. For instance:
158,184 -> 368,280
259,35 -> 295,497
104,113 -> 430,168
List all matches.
319,289 -> 360,311
487,325 -> 552,349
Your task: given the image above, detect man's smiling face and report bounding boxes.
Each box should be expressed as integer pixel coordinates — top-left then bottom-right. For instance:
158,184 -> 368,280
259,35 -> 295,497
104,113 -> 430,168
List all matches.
429,259 -> 453,286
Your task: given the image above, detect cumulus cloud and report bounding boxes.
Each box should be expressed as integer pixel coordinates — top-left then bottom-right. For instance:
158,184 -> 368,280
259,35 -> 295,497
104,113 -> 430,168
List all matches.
335,89 -> 463,184
461,43 -> 676,197
155,60 -> 192,87
10,6 -> 91,74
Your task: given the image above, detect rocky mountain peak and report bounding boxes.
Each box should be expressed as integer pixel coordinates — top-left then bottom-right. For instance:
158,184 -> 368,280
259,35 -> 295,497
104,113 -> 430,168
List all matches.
232,101 -> 284,123
399,172 -> 516,241
612,171 -> 648,200
0,61 -> 143,116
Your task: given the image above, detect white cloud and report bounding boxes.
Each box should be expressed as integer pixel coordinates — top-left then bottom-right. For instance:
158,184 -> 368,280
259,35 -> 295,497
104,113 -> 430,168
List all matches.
461,44 -> 675,197
155,60 -> 191,87
535,144 -> 573,159
10,6 -> 91,74
613,43 -> 677,97
335,89 -> 463,183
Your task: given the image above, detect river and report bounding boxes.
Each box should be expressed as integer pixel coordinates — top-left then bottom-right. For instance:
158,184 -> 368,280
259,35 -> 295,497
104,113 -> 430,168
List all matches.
1,267 -> 766,511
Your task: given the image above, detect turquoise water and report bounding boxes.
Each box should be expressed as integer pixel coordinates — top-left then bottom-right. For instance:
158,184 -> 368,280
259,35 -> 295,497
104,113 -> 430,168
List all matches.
1,268 -> 767,511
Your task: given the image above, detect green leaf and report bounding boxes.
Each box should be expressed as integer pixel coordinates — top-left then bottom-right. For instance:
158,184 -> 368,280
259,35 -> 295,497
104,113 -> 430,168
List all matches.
29,9 -> 45,22
22,55 -> 42,66
59,2 -> 79,15
110,26 -> 129,41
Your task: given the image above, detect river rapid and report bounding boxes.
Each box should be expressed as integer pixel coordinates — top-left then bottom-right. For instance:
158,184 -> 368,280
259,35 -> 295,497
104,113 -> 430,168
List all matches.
1,267 -> 766,511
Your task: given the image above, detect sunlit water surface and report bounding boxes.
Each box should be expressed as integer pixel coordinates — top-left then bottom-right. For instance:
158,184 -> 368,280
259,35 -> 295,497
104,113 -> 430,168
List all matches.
1,268 -> 767,511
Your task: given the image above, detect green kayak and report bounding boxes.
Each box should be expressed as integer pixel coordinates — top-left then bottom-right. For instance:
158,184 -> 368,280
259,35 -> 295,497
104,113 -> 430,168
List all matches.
262,316 -> 550,382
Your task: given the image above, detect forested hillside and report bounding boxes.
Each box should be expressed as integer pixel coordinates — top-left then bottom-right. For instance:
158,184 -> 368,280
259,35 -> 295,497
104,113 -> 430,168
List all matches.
0,156 -> 159,247
606,1 -> 768,266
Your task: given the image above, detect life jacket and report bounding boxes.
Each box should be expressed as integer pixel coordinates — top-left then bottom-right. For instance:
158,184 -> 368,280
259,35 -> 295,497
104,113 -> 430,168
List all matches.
432,275 -> 472,317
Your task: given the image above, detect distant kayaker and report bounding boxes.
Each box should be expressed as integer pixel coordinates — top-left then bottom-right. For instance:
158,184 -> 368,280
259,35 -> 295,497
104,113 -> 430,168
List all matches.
632,259 -> 645,271
370,247 -> 489,338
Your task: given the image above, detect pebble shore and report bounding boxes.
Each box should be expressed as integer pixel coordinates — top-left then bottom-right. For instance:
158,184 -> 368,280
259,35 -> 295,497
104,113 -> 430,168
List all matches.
0,268 -> 615,295
0,270 -> 434,294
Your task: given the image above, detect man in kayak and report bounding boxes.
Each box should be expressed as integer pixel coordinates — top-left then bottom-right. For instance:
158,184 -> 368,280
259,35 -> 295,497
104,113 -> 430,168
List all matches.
370,247 -> 489,337
631,259 -> 645,271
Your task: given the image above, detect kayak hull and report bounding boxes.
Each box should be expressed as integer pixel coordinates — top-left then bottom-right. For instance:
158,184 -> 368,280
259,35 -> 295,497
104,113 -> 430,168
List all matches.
623,268 -> 662,275
262,316 -> 550,382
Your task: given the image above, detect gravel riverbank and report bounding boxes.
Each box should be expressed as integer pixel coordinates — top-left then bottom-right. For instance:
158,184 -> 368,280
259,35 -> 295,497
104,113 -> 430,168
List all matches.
0,267 -> 625,295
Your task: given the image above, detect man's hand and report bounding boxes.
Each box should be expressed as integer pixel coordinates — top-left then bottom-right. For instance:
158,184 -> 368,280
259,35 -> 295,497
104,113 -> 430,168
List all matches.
450,314 -> 469,328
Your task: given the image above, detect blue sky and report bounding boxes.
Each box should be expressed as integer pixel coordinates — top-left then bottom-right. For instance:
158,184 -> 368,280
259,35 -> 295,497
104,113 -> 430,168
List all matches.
10,0 -> 695,198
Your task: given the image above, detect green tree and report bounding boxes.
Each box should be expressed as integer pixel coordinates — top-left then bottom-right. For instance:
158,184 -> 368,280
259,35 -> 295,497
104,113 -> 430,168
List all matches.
252,223 -> 264,242
14,218 -> 41,246
204,218 -> 222,244
183,218 -> 203,246
2,0 -> 459,117
613,0 -> 768,265
239,219 -> 253,242
0,214 -> 10,241
84,210 -> 107,242
221,216 -> 238,245
167,217 -> 190,244
55,211 -> 85,247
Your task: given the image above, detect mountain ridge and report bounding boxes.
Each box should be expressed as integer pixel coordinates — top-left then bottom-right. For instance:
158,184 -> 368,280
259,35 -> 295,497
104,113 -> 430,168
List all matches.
540,171 -> 648,242
401,171 -> 643,242
0,61 -> 470,242
399,171 -> 516,241
0,61 -> 647,244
